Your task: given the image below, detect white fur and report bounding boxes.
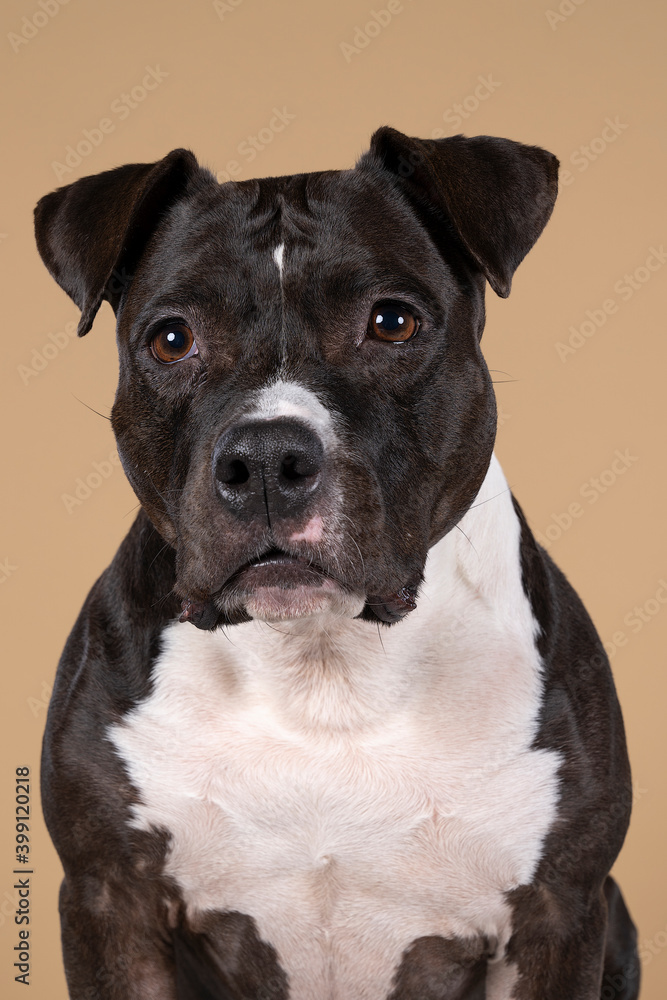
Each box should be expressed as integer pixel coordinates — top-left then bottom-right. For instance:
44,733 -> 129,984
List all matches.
243,378 -> 338,453
109,455 -> 561,1000
289,514 -> 324,543
273,242 -> 285,275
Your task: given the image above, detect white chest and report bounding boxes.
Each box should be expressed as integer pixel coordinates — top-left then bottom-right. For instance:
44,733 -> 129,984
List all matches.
110,625 -> 560,1000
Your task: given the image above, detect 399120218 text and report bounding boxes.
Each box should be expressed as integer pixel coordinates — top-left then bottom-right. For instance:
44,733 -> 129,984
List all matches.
13,766 -> 32,986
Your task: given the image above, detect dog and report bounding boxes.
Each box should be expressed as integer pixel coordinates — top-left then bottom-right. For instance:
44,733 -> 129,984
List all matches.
35,128 -> 640,1000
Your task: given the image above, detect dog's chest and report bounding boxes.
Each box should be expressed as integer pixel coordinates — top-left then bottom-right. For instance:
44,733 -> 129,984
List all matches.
110,604 -> 561,1000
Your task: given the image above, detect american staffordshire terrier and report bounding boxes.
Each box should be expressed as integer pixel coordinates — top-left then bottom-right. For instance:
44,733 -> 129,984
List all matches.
35,128 -> 639,999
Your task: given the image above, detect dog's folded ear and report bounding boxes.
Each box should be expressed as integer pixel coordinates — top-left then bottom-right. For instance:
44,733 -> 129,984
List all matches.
34,148 -> 200,335
361,127 -> 559,297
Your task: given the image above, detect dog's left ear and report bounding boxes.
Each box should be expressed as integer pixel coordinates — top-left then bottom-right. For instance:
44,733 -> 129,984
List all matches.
360,127 -> 558,297
34,148 -> 201,335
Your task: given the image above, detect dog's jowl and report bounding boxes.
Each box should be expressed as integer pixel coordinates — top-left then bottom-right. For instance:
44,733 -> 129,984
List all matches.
35,129 -> 640,999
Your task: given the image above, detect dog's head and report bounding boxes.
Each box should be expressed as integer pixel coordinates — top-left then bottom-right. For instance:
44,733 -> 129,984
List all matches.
34,128 -> 557,628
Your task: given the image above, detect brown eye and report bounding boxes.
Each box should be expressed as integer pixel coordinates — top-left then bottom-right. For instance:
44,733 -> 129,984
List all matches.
369,303 -> 419,342
150,323 -> 198,364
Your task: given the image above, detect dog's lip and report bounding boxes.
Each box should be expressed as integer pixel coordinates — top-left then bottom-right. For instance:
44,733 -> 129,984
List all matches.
229,548 -> 328,583
246,549 -> 308,568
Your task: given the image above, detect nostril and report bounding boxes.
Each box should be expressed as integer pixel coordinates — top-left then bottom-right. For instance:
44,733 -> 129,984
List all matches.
281,455 -> 299,481
280,453 -> 320,482
217,458 -> 250,486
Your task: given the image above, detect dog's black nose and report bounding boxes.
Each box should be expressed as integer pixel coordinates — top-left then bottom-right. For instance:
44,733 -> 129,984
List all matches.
213,419 -> 324,522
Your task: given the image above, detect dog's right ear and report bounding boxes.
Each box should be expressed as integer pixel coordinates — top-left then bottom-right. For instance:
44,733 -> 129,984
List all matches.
34,148 -> 200,336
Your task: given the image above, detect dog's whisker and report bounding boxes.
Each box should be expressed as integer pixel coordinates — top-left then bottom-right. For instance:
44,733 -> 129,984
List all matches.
454,523 -> 478,555
144,469 -> 176,517
150,587 -> 177,612
467,487 -> 512,511
337,512 -> 367,580
72,394 -> 112,421
147,542 -> 172,575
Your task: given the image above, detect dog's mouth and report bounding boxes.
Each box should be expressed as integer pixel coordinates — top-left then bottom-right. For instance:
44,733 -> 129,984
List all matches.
178,545 -> 363,628
230,547 -> 329,590
228,546 -> 351,621
178,548 -> 419,630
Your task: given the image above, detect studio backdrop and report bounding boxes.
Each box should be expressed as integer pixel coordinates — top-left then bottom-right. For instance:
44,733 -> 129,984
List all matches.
1,1 -> 665,997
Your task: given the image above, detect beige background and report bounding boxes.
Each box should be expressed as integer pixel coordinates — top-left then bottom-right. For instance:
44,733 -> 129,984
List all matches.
1,0 -> 665,996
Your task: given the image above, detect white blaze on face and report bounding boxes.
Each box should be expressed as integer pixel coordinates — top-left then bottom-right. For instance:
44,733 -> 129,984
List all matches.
273,242 -> 285,277
244,379 -> 339,454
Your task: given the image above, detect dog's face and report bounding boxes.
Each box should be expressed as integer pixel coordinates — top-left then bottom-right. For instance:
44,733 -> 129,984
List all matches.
34,129 -> 558,628
111,168 -> 496,628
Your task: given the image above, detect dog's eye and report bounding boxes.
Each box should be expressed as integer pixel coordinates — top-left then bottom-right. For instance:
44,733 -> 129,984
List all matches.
368,303 -> 419,343
150,323 -> 198,364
